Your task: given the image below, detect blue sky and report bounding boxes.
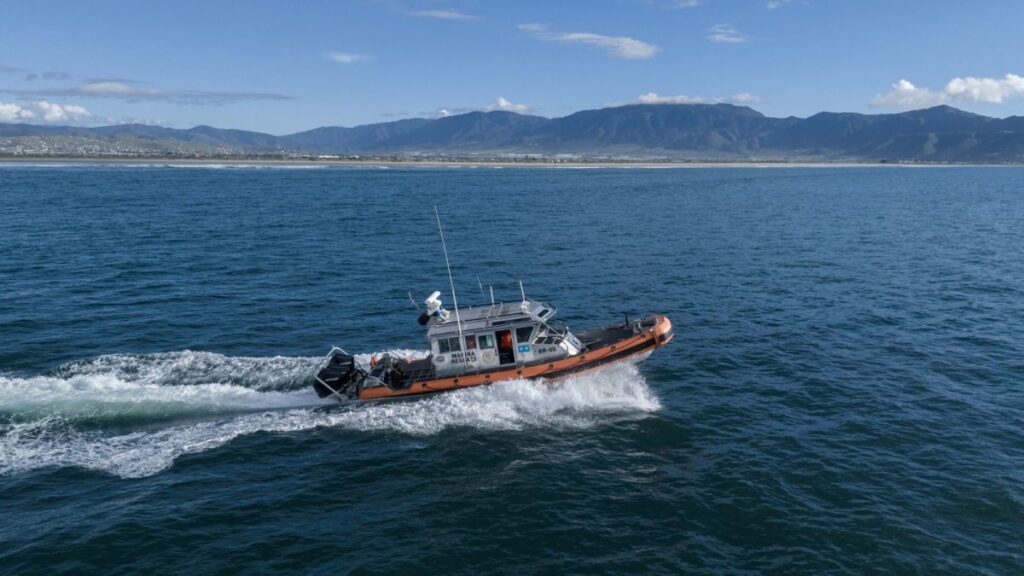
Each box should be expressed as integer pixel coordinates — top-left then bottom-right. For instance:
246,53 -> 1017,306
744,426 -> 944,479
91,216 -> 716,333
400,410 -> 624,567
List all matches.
2,0 -> 1023,134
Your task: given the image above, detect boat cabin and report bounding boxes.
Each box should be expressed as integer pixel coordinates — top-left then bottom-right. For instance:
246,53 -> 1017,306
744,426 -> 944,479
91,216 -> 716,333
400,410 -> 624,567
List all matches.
422,294 -> 583,377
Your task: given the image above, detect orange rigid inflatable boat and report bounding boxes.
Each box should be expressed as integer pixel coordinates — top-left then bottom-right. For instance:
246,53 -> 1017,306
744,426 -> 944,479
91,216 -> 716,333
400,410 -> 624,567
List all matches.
313,290 -> 674,402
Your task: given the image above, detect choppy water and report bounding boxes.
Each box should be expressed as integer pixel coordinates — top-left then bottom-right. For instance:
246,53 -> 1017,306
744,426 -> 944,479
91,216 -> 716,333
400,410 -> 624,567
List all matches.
1,164 -> 1022,575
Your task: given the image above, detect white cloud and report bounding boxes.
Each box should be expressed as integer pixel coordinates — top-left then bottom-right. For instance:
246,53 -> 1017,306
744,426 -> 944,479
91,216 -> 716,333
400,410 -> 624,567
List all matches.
26,71 -> 71,82
731,92 -> 762,104
675,0 -> 702,7
870,79 -> 942,108
945,74 -> 1024,103
767,0 -> 793,9
560,33 -> 659,59
79,81 -> 160,96
632,92 -> 762,105
0,100 -> 93,123
327,52 -> 365,64
637,92 -> 710,105
411,9 -> 478,21
481,97 -> 530,114
871,74 -> 1024,108
36,100 -> 92,122
518,23 -> 658,59
111,116 -> 171,127
707,24 -> 747,43
0,101 -> 34,121
517,22 -> 548,33
430,97 -> 531,118
3,82 -> 291,104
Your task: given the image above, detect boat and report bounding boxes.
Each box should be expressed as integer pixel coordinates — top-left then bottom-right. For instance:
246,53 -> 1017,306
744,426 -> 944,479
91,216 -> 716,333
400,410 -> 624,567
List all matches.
313,289 -> 673,401
313,207 -> 673,401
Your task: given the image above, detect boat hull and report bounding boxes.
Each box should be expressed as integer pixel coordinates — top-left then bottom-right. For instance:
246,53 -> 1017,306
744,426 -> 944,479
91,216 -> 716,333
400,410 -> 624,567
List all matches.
351,315 -> 673,401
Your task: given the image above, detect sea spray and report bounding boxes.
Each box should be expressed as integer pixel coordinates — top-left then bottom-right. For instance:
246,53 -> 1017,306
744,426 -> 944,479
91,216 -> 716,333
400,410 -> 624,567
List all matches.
48,349 -> 427,391
0,351 -> 659,478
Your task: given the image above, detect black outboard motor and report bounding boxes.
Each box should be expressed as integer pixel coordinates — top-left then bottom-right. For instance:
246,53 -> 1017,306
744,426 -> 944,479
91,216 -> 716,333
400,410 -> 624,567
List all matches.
314,352 -> 364,399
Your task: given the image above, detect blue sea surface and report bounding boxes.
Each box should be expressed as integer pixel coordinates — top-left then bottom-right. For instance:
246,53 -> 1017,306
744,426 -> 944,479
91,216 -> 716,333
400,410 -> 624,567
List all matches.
1,164 -> 1022,575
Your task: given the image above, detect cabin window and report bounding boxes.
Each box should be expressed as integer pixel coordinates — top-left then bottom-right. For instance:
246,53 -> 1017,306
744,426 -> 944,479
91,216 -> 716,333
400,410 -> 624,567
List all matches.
515,326 -> 534,344
538,308 -> 550,318
464,335 -> 477,350
437,336 -> 462,354
478,334 -> 495,349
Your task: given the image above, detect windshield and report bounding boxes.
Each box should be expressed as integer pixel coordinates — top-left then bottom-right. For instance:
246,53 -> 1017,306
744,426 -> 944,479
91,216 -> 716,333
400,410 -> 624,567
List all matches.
544,320 -> 568,336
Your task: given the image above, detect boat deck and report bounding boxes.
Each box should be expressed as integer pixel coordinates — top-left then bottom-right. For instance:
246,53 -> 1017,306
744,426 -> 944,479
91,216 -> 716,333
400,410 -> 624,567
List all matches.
397,357 -> 435,384
576,324 -> 637,349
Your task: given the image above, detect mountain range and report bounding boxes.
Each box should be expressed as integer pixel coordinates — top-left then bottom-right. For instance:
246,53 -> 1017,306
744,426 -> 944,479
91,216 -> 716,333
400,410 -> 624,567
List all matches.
3,103 -> 1024,162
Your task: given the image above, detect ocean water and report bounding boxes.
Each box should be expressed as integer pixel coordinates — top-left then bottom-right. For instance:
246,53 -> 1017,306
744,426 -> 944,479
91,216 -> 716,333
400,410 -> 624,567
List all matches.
1,163 -> 1022,575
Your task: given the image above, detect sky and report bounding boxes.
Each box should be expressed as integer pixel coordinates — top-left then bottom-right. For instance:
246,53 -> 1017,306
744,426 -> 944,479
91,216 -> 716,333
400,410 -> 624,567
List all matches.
2,0 -> 1024,134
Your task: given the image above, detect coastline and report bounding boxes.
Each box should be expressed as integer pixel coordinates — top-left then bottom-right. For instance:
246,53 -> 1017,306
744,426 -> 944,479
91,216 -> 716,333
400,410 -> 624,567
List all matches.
0,156 -> 1018,168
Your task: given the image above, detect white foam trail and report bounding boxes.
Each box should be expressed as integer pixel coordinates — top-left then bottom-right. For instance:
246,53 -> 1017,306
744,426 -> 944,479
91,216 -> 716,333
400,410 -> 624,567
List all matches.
0,373 -> 322,420
51,350 -> 325,390
0,351 -> 658,478
48,349 -> 427,390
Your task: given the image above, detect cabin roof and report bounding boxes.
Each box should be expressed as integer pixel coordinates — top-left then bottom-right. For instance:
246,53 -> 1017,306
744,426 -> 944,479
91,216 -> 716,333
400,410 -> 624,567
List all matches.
426,299 -> 554,337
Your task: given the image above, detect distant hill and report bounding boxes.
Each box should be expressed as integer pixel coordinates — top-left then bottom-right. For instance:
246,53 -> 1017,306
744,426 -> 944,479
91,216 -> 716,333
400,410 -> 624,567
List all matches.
283,118 -> 432,152
4,103 -> 1024,162
380,111 -> 550,151
518,103 -> 779,153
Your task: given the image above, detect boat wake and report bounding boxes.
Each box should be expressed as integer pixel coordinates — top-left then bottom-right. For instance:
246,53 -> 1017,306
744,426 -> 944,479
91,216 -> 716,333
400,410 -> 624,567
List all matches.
0,350 -> 659,479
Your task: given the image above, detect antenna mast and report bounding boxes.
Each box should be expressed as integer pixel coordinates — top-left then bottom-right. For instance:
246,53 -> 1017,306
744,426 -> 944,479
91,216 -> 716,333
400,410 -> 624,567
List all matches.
434,206 -> 464,346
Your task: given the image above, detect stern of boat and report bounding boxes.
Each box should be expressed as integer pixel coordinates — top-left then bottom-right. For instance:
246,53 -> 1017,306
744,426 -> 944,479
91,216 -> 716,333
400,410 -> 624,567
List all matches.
314,348 -> 366,400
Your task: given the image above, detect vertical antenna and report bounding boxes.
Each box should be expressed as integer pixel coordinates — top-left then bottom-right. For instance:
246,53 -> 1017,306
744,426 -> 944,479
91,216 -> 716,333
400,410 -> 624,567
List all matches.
519,280 -> 526,302
489,285 -> 495,305
434,206 -> 464,346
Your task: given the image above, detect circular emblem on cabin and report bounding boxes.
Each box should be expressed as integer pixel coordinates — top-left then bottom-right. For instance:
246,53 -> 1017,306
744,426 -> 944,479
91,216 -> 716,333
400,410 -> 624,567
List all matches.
482,351 -> 495,362
434,355 -> 445,364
